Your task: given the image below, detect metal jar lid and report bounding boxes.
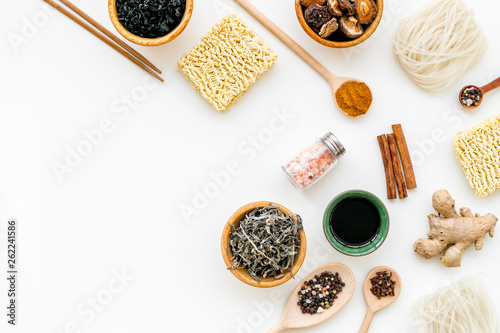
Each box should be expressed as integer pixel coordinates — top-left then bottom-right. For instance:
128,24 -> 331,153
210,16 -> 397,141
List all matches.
321,132 -> 346,158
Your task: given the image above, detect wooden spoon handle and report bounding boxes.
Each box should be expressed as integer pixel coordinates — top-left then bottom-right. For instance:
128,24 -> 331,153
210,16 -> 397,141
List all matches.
358,310 -> 375,333
233,0 -> 335,83
481,76 -> 500,94
266,320 -> 286,333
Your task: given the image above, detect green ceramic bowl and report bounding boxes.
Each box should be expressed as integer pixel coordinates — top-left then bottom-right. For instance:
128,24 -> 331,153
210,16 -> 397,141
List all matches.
323,190 -> 389,256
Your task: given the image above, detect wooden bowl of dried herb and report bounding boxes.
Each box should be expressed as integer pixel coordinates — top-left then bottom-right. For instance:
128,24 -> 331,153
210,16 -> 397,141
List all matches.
221,201 -> 307,288
108,0 -> 193,46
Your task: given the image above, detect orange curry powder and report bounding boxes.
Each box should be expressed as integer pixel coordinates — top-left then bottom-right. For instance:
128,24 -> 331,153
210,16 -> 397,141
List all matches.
335,81 -> 372,117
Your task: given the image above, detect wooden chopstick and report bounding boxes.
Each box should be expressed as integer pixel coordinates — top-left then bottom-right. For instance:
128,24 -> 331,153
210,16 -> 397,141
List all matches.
59,0 -> 161,74
43,0 -> 164,82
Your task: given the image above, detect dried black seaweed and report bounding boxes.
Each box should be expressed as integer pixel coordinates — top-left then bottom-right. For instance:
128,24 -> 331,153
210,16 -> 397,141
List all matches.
228,204 -> 303,283
116,0 -> 186,38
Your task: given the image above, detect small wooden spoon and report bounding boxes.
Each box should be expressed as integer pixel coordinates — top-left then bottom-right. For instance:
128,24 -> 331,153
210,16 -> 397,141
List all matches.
267,262 -> 355,332
459,76 -> 500,109
359,266 -> 401,333
233,0 -> 372,117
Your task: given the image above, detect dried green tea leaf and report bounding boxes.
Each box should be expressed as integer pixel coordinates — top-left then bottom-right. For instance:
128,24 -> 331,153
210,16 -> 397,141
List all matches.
228,205 -> 303,283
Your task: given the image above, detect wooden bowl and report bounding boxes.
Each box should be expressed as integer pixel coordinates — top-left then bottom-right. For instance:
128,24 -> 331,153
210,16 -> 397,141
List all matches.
221,201 -> 307,288
295,0 -> 383,48
108,0 -> 193,46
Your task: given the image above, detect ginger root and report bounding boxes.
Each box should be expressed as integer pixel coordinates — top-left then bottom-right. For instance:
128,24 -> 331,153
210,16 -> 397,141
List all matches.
414,190 -> 497,267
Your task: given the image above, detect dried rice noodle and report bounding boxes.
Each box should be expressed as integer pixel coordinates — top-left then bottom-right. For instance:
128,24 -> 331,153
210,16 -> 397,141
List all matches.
393,0 -> 488,91
410,276 -> 499,333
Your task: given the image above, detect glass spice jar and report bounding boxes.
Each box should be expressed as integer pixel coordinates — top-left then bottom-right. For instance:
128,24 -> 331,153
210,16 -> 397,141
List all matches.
282,132 -> 346,190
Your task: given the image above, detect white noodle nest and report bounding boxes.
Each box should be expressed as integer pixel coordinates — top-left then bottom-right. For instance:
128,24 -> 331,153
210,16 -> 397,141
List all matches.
393,0 -> 488,91
410,276 -> 499,333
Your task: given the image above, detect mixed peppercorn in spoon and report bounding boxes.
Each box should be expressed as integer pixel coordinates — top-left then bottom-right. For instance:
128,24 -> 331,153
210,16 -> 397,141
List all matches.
297,271 -> 345,314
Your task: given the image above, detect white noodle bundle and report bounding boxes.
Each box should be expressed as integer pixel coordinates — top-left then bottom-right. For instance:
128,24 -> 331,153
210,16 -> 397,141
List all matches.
393,0 -> 488,91
410,276 -> 499,333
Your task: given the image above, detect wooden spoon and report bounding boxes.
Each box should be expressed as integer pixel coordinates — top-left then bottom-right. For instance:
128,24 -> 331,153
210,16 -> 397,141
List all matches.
459,76 -> 500,109
233,0 -> 372,117
267,262 -> 355,332
359,266 -> 401,333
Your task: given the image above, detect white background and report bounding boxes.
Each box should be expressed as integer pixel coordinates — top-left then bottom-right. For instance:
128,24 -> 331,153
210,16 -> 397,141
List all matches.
1,0 -> 500,332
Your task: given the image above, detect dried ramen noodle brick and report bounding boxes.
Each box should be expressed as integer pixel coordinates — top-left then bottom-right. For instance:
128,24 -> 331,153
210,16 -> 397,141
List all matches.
177,14 -> 278,111
453,115 -> 500,197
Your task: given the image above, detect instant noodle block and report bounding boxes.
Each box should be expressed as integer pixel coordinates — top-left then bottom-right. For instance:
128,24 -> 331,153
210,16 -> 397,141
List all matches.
454,115 -> 500,197
177,14 -> 278,111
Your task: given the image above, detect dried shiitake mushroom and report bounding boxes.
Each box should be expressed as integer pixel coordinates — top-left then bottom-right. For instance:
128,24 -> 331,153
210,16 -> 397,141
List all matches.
327,0 -> 343,17
305,4 -> 333,32
300,0 -> 327,6
353,0 -> 377,24
319,17 -> 339,38
338,0 -> 355,15
339,15 -> 364,38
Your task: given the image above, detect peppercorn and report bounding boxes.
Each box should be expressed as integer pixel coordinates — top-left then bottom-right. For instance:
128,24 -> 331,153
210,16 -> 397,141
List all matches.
461,86 -> 482,107
297,271 -> 344,314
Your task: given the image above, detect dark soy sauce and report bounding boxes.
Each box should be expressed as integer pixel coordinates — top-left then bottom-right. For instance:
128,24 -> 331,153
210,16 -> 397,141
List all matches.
329,196 -> 380,248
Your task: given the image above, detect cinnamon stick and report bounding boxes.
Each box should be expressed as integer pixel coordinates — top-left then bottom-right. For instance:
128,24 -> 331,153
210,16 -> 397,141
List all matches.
387,133 -> 408,199
377,135 -> 396,200
392,124 -> 417,189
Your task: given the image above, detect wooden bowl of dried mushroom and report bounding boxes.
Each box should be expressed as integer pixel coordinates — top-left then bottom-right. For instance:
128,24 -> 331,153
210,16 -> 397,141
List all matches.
295,0 -> 383,48
221,201 -> 307,288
